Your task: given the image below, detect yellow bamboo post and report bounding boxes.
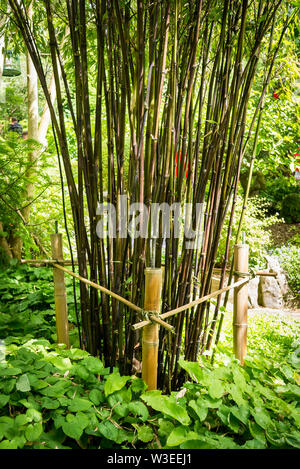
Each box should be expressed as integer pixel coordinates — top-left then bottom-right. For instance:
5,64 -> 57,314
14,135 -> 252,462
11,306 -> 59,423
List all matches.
233,244 -> 249,365
142,268 -> 162,391
50,233 -> 70,348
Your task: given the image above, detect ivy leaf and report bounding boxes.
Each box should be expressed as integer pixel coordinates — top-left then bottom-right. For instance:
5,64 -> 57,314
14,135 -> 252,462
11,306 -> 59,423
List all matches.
128,401 -> 149,421
16,374 -> 31,393
15,414 -> 30,426
208,379 -> 225,399
26,409 -> 42,423
47,356 -> 72,372
40,397 -> 60,410
241,439 -> 266,449
167,426 -> 199,447
82,357 -> 104,374
25,423 -> 43,442
98,420 -> 118,441
232,367 -> 247,392
227,383 -> 246,406
0,440 -> 18,449
0,367 -> 22,377
62,421 -> 83,440
249,421 -> 266,443
141,391 -> 190,426
130,378 -> 147,396
136,425 -> 154,443
285,433 -> 300,449
231,405 -> 250,426
178,359 -> 203,382
104,373 -> 131,397
251,407 -> 273,430
89,389 -> 104,406
74,365 -> 90,380
188,399 -> 208,421
68,398 -> 92,412
0,394 -> 9,408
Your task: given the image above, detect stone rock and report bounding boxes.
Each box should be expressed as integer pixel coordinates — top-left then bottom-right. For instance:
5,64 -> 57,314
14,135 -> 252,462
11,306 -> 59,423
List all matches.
258,275 -> 283,308
264,254 -> 289,296
248,277 -> 259,309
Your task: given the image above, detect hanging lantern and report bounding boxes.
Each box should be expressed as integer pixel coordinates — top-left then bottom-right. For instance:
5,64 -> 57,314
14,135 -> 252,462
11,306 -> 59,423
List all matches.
2,50 -> 21,77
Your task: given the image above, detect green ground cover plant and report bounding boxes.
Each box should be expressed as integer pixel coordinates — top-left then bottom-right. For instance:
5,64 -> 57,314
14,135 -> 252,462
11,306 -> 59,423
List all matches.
0,263 -> 299,449
0,333 -> 299,449
0,262 -> 79,345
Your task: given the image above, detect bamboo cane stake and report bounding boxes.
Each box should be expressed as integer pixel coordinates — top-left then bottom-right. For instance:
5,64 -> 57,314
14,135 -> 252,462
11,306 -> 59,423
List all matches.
233,244 -> 249,365
132,276 -> 249,330
50,233 -> 69,348
142,268 -> 162,391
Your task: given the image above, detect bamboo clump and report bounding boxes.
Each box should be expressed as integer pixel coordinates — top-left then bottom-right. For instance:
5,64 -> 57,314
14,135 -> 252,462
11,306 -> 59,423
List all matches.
8,0 -> 293,388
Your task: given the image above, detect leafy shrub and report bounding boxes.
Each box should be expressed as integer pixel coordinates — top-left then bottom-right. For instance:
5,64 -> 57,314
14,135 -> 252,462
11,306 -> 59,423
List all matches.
271,244 -> 300,302
281,193 -> 300,224
218,196 -> 280,269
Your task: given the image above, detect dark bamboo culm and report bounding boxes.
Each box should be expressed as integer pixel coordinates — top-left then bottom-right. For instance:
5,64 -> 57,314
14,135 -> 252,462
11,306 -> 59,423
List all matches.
8,0 -> 293,389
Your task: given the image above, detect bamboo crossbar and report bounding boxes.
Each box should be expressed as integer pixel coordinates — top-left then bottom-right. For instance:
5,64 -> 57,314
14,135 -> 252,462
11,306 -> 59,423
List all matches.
52,262 -> 143,314
211,268 -> 276,277
21,259 -> 78,266
132,277 -> 249,330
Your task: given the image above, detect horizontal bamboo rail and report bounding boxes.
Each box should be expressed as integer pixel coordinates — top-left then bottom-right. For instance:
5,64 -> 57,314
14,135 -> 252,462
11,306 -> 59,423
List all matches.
21,259 -> 78,266
50,261 -> 173,332
52,262 -> 143,313
132,277 -> 249,330
211,267 -> 276,277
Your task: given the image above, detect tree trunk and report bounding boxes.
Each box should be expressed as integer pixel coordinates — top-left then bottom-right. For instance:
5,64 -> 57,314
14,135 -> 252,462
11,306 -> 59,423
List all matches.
0,222 -> 13,260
